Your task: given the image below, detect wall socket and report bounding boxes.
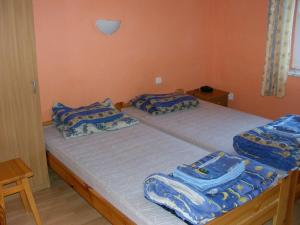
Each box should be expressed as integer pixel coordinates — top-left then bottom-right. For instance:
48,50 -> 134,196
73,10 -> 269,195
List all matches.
228,92 -> 234,101
155,76 -> 162,85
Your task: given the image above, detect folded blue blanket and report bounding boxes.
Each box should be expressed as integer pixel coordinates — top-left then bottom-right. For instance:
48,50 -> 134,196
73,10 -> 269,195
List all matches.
234,115 -> 300,171
144,152 -> 277,225
173,152 -> 245,191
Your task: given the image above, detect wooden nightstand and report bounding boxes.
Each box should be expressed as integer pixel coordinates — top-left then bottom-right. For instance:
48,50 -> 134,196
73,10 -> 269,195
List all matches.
187,88 -> 229,107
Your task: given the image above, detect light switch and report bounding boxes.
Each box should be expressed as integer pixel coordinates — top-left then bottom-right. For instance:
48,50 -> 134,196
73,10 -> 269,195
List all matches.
155,76 -> 162,85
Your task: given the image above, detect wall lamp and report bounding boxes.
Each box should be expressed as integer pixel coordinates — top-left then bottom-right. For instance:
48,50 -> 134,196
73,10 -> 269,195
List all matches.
96,19 -> 121,35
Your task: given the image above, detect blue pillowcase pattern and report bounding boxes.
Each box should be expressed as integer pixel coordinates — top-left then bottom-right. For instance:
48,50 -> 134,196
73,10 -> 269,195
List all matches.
52,100 -> 138,139
131,93 -> 199,115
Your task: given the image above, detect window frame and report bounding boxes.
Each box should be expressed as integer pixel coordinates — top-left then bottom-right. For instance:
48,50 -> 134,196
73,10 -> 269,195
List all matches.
289,0 -> 300,77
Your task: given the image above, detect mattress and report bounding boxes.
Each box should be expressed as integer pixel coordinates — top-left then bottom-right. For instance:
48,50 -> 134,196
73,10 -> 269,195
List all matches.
44,123 -> 211,225
123,100 -> 271,154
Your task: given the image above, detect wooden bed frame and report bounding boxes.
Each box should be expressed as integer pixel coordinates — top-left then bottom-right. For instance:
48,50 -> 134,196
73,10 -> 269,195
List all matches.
297,172 -> 300,199
47,151 -> 296,225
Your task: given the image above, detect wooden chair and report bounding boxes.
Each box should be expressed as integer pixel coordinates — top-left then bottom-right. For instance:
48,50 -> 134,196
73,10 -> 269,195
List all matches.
0,158 -> 42,225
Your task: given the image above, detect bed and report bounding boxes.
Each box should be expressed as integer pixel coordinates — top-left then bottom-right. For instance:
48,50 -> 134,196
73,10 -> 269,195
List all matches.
120,99 -> 299,224
44,122 -> 291,225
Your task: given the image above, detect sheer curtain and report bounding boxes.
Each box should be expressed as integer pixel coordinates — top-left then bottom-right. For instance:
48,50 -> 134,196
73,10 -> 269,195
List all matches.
261,0 -> 296,97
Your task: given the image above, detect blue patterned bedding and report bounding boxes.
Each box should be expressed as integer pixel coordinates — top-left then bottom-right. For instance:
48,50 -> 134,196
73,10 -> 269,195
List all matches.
233,115 -> 300,171
144,152 -> 277,225
52,99 -> 138,139
131,93 -> 199,115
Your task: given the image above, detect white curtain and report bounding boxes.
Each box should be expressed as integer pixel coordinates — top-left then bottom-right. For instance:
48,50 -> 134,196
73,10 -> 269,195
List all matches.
261,0 -> 296,97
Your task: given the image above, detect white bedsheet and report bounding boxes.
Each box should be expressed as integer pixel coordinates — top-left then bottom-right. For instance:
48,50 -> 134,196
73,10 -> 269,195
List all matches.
123,100 -> 271,154
44,123 -> 210,225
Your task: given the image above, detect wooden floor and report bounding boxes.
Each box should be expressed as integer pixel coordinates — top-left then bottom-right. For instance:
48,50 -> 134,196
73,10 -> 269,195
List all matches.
5,172 -> 300,225
6,173 -> 111,225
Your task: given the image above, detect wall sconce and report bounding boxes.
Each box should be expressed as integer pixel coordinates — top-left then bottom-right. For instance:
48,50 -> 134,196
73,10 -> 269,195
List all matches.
96,19 -> 121,35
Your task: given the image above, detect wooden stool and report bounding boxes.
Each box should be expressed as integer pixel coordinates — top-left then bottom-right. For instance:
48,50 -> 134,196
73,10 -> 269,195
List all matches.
0,158 -> 42,225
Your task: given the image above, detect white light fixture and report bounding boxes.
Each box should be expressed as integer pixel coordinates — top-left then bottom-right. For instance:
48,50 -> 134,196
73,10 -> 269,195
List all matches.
96,19 -> 121,35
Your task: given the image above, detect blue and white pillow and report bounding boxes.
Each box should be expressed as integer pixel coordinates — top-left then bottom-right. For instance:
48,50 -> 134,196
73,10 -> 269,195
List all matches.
131,93 -> 199,115
52,99 -> 139,139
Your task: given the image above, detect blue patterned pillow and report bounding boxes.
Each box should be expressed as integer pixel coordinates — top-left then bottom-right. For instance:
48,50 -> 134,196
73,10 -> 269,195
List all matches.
52,99 -> 139,139
131,93 -> 199,115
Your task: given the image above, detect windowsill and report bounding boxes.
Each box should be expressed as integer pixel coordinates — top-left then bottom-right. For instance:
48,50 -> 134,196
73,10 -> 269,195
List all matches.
288,69 -> 300,77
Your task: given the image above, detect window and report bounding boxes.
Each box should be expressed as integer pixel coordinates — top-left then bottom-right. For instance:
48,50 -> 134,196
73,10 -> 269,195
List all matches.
290,0 -> 300,76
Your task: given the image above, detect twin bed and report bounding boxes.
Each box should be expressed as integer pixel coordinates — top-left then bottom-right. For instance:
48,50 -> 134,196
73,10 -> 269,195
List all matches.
44,95 -> 299,225
45,123 -> 213,225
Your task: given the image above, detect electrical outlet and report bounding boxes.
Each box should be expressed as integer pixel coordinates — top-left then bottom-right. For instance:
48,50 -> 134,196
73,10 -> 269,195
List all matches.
228,92 -> 234,101
155,76 -> 162,85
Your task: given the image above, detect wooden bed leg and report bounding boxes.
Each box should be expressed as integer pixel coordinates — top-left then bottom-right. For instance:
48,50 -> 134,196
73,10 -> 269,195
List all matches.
296,171 -> 300,199
282,170 -> 298,225
273,171 -> 295,225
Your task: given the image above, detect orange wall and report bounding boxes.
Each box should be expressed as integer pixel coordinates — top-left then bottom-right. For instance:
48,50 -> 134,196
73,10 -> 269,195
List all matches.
206,0 -> 300,119
33,0 -> 212,121
33,0 -> 300,121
